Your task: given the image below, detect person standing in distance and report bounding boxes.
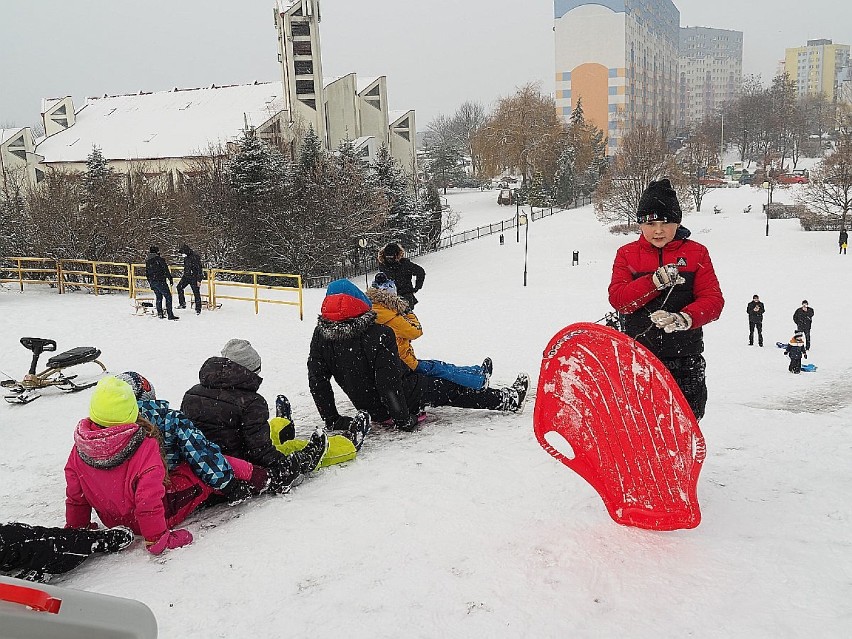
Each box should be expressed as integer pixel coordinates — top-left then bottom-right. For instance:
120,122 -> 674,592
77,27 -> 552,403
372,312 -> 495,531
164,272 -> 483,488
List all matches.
176,244 -> 204,315
608,178 -> 724,421
839,228 -> 848,255
747,294 -> 765,347
793,300 -> 814,351
377,242 -> 425,310
145,246 -> 178,320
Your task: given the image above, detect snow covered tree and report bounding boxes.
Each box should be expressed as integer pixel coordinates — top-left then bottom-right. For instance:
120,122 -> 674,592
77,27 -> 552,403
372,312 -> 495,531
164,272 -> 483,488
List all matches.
227,128 -> 287,205
528,172 -> 552,208
372,144 -> 427,247
552,99 -> 607,207
424,141 -> 465,194
798,132 -> 852,229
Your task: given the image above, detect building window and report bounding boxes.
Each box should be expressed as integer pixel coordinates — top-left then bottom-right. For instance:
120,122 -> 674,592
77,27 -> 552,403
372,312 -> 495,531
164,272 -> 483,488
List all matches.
296,79 -> 315,94
294,60 -> 314,75
300,98 -> 317,110
291,22 -> 310,37
293,41 -> 312,56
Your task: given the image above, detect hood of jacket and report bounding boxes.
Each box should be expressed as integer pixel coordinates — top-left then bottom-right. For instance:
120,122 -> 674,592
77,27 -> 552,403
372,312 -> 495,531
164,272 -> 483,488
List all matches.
316,310 -> 377,342
198,356 -> 262,392
366,287 -> 409,314
74,418 -> 146,469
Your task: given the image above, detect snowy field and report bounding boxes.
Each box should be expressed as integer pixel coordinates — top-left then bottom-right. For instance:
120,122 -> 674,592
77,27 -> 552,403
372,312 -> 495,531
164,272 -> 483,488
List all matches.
1,183 -> 850,638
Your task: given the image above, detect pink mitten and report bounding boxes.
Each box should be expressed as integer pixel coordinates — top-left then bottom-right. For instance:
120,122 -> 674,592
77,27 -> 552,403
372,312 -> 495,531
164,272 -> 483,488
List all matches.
146,529 -> 193,555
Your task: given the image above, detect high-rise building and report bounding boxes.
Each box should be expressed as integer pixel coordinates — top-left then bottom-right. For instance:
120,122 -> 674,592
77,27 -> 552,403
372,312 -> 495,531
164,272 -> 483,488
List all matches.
554,0 -> 680,153
784,39 -> 851,100
677,26 -> 742,132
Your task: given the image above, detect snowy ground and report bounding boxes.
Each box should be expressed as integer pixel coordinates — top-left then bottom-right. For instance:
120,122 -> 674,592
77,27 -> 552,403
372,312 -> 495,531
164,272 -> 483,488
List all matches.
1,183 -> 850,638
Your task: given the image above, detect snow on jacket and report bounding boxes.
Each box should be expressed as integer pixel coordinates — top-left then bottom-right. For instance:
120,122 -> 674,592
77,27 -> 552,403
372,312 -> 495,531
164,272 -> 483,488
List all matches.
793,306 -> 814,330
376,254 -> 425,299
366,287 -> 422,370
65,419 -> 169,539
180,357 -> 285,468
308,296 -> 424,425
145,251 -> 172,285
608,226 -> 725,359
138,398 -> 234,490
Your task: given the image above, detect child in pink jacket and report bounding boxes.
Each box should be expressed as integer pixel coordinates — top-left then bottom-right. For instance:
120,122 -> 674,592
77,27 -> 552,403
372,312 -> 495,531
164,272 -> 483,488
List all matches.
65,377 -> 207,554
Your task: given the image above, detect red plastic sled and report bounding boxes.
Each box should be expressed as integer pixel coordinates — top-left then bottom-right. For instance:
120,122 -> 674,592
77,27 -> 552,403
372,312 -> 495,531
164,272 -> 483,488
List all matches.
533,323 -> 706,531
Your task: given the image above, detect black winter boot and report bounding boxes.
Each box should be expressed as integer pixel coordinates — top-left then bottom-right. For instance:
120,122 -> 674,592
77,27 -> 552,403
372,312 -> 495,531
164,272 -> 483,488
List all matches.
500,373 -> 530,412
91,526 -> 135,553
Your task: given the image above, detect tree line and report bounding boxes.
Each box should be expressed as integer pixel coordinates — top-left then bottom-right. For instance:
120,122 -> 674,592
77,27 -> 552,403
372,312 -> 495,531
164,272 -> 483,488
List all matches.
0,129 -> 441,280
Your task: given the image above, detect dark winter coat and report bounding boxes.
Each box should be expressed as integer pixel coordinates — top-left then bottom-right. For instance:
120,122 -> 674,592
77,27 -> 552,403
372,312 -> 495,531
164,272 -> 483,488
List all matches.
181,248 -> 204,282
145,251 -> 172,285
180,358 -> 284,468
793,306 -> 814,330
308,311 -> 424,424
608,226 -> 725,359
840,230 -> 848,246
377,256 -> 425,300
747,300 -> 765,322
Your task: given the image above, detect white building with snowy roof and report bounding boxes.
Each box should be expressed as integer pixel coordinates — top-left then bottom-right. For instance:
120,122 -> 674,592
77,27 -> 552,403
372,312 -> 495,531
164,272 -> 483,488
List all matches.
35,82 -> 287,185
0,127 -> 43,194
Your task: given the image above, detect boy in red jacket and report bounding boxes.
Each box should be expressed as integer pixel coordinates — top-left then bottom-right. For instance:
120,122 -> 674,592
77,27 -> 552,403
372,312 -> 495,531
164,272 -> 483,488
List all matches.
608,179 -> 725,420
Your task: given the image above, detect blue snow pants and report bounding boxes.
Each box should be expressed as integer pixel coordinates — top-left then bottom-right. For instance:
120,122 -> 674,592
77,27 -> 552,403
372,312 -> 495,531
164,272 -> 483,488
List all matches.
415,359 -> 486,390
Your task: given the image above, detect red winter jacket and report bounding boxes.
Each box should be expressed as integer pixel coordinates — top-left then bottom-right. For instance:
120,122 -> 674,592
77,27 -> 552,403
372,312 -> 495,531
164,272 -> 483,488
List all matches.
608,228 -> 724,359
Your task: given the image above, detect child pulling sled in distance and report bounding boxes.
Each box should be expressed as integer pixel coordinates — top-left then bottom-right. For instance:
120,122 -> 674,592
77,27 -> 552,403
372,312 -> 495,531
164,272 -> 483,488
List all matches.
784,330 -> 807,374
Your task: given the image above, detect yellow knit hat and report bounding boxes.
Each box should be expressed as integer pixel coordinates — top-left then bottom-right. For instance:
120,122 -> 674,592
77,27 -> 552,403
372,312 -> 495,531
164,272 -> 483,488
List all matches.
89,377 -> 139,427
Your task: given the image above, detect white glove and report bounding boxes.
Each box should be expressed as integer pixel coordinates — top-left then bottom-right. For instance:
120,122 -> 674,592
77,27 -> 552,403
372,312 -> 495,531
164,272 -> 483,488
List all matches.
650,310 -> 693,333
651,264 -> 685,290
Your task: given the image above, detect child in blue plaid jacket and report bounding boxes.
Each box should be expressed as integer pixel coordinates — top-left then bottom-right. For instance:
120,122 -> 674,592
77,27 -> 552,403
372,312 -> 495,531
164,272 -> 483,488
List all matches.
115,372 -> 268,502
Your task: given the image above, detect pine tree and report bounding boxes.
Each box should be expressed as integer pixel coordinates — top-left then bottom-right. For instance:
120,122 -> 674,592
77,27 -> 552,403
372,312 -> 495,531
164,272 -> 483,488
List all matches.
425,141 -> 465,194
529,172 -> 552,207
227,128 -> 287,205
372,144 -> 423,247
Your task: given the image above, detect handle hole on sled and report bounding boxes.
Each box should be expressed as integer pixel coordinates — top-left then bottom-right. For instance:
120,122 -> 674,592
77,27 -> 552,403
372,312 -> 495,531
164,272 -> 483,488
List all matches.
544,431 -> 576,460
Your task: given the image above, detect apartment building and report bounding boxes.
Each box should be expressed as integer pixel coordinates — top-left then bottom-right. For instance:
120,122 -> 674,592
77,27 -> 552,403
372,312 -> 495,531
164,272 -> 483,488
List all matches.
678,26 -> 743,132
784,39 -> 851,100
554,0 -> 680,153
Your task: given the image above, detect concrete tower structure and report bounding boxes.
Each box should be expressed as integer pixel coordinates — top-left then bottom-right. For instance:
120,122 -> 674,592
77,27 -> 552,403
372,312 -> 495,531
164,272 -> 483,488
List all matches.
554,0 -> 679,153
677,26 -> 742,132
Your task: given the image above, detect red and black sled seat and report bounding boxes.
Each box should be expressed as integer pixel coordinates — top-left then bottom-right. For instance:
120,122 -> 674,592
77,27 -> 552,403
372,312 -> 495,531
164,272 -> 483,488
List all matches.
46,347 -> 102,369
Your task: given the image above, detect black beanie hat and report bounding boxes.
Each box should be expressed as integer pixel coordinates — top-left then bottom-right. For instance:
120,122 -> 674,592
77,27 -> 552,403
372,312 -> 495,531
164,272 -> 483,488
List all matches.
149,245 -> 159,254
636,178 -> 682,224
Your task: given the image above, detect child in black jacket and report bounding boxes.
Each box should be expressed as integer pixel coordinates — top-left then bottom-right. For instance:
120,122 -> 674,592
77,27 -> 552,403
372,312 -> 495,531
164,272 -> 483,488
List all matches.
784,331 -> 807,374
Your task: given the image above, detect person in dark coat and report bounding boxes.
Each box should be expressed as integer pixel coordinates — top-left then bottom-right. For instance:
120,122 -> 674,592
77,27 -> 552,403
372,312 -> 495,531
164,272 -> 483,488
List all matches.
307,279 -> 528,431
377,243 -> 425,309
839,229 -> 848,255
176,244 -> 204,315
793,300 -> 814,350
747,294 -> 765,347
145,246 -> 178,320
181,339 -> 328,491
1,522 -> 133,583
608,179 -> 725,421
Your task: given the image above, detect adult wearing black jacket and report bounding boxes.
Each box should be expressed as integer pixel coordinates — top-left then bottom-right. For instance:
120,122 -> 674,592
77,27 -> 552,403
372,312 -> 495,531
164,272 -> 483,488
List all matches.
747,294 -> 765,347
307,280 -> 527,431
377,243 -> 425,309
181,339 -> 327,489
176,244 -> 204,314
145,246 -> 178,320
793,300 -> 814,350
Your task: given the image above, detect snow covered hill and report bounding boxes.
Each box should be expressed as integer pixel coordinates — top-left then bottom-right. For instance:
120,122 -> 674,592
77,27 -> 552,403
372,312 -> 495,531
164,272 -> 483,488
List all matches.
1,184 -> 850,638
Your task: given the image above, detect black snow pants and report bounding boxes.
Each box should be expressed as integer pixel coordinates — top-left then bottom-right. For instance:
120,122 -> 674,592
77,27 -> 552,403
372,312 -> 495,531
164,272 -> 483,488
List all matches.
1,523 -> 116,582
421,377 -> 504,411
659,354 -> 707,422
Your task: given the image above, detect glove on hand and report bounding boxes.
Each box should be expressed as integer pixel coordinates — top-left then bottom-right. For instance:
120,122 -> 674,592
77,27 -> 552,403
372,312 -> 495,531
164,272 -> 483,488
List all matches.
650,310 -> 693,333
651,264 -> 685,290
248,465 -> 270,492
395,415 -> 419,432
328,415 -> 354,431
146,529 -> 193,555
221,479 -> 253,504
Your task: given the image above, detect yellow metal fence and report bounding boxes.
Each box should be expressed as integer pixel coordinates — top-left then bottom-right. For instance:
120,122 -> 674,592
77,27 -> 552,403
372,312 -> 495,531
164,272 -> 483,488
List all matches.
1,257 -> 303,319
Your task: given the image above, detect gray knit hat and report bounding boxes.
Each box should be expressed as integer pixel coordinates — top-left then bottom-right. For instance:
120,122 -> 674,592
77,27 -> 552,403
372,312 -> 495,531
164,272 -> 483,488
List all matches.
221,339 -> 261,373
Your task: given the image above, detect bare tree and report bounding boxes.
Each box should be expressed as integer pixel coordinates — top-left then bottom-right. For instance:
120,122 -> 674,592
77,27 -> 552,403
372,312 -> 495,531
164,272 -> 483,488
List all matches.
680,121 -> 719,212
472,83 -> 565,184
798,132 -> 852,228
593,124 -> 688,226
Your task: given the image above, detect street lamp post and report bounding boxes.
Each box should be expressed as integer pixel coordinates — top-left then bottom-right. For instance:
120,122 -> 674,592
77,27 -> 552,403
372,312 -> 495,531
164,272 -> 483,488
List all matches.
519,212 -> 529,286
515,191 -> 520,243
358,238 -> 368,288
719,112 -> 725,173
763,181 -> 771,236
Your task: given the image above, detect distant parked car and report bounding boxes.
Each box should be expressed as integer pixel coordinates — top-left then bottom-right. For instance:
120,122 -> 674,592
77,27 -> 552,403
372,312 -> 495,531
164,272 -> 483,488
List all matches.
497,189 -> 514,205
739,172 -> 753,185
777,174 -> 809,185
698,177 -> 726,188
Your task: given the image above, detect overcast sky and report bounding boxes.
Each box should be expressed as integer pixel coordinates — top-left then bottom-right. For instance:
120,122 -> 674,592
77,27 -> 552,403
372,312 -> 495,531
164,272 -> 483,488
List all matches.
1,1 -> 849,130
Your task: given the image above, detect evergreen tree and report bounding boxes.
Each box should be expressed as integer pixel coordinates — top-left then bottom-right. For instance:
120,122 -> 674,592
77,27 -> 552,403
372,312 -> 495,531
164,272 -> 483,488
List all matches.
227,128 -> 287,205
529,172 -> 552,207
425,141 -> 465,194
372,144 -> 424,246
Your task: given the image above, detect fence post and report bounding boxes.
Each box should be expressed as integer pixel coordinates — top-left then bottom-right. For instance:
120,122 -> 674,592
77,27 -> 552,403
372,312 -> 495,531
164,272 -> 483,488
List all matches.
92,261 -> 99,295
254,273 -> 259,315
127,263 -> 133,297
16,258 -> 23,293
58,260 -> 64,294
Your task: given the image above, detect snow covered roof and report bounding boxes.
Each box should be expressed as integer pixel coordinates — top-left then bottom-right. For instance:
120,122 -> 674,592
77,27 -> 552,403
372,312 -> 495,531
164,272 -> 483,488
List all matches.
0,128 -> 25,146
323,74 -> 356,89
36,82 -> 286,163
356,76 -> 381,94
388,110 -> 413,125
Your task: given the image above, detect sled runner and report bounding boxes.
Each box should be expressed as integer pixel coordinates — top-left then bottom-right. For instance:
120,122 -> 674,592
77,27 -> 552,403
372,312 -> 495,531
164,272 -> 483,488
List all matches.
533,322 -> 706,531
2,338 -> 106,404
